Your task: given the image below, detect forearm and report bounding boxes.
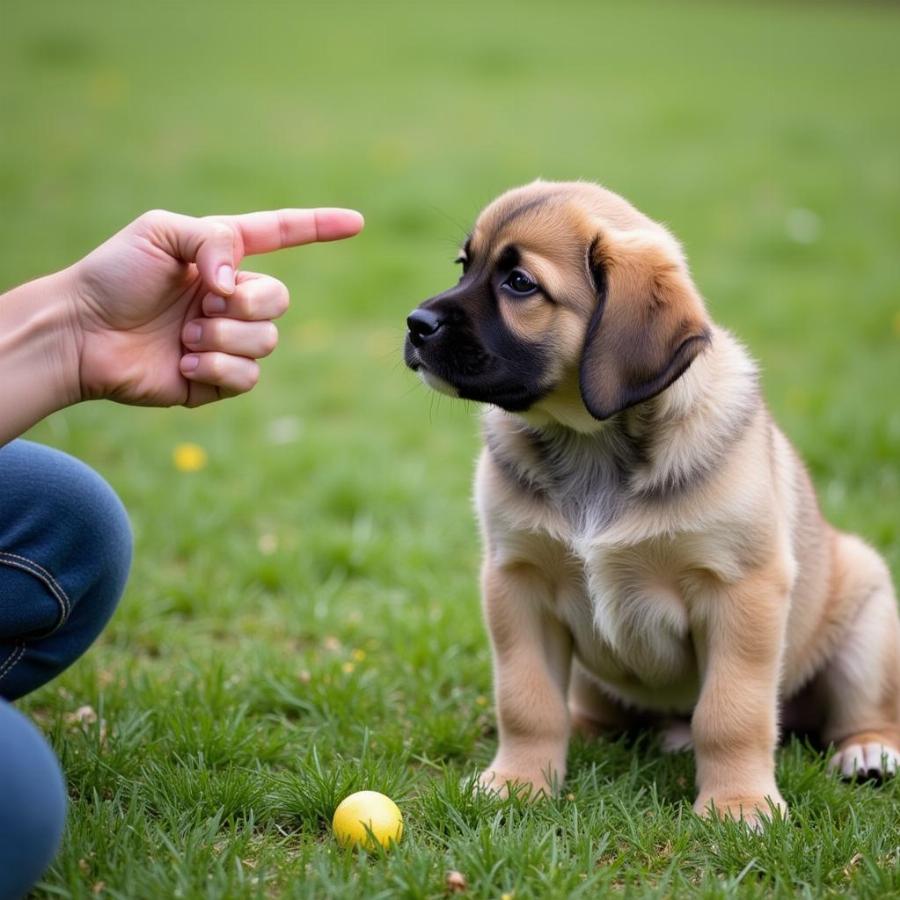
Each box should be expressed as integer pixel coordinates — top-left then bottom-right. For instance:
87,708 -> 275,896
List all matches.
0,270 -> 81,446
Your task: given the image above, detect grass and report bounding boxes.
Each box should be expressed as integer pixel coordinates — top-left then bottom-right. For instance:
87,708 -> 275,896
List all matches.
2,0 -> 899,896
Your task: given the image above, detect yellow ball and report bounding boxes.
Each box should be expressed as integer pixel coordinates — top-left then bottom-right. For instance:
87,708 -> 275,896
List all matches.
332,791 -> 403,850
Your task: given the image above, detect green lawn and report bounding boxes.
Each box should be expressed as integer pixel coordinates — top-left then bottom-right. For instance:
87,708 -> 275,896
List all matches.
2,1 -> 900,896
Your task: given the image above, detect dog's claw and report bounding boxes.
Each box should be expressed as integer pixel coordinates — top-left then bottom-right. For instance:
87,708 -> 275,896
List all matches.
829,742 -> 899,781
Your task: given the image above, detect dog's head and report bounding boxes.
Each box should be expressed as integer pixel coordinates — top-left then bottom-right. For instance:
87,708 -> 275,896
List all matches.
404,181 -> 711,424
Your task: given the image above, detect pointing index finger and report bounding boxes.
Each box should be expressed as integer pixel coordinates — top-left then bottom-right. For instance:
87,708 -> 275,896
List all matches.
225,208 -> 364,257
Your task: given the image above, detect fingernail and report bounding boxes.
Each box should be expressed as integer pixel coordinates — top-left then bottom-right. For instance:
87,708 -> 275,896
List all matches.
181,354 -> 200,373
216,265 -> 235,293
206,295 -> 227,314
183,323 -> 202,344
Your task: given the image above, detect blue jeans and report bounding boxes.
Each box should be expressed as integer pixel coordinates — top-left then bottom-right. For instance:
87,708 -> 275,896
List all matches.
0,440 -> 132,899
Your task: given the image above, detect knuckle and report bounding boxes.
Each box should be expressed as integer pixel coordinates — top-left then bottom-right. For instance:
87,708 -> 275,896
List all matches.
138,208 -> 170,228
272,280 -> 290,313
245,292 -> 265,319
234,284 -> 257,318
207,220 -> 234,244
239,363 -> 260,392
201,317 -> 224,346
261,323 -> 279,355
206,353 -> 226,381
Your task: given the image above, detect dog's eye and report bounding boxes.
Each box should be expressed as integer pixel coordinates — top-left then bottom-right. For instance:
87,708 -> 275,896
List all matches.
504,269 -> 538,296
454,255 -> 469,273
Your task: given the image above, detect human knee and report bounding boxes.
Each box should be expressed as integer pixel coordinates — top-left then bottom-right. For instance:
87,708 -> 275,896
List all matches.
65,459 -> 134,615
0,703 -> 66,899
1,444 -> 132,668
33,446 -> 133,627
0,441 -> 133,603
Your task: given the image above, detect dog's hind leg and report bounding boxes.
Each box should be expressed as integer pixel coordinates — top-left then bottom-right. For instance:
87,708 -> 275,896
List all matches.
568,659 -> 633,739
821,533 -> 900,779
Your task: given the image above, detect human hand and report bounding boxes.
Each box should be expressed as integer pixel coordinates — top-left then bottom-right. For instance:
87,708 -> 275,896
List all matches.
66,207 -> 363,407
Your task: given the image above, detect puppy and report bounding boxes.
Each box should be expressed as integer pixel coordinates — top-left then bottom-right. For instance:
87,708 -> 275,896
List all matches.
404,180 -> 900,826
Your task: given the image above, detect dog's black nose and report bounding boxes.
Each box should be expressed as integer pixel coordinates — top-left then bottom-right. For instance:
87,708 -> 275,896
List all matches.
406,308 -> 442,346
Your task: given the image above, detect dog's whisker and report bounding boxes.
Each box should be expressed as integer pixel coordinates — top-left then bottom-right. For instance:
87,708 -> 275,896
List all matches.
426,203 -> 470,244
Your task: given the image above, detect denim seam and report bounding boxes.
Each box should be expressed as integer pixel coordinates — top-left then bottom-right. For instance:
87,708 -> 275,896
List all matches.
0,551 -> 72,636
0,642 -> 26,683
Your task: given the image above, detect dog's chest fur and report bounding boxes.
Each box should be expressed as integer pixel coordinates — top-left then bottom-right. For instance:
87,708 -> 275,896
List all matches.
502,528 -> 704,713
478,369 -> 764,712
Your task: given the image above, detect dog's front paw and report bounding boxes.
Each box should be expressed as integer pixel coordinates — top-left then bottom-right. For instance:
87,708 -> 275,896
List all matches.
693,791 -> 787,830
476,767 -> 554,799
828,739 -> 899,781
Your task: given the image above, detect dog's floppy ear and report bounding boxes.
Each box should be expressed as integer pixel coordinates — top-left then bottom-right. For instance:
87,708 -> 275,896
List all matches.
579,230 -> 711,420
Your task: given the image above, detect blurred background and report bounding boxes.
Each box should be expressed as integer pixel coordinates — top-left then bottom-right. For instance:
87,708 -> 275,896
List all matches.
3,0 -> 897,560
2,0 -> 899,891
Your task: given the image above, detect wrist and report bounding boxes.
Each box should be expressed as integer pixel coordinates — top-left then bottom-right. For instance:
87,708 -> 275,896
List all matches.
0,268 -> 84,444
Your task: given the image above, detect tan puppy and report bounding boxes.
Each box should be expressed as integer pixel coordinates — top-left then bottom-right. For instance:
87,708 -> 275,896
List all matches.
404,180 -> 900,826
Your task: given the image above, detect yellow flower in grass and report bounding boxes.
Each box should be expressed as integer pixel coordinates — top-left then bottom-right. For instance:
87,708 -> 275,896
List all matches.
173,442 -> 207,472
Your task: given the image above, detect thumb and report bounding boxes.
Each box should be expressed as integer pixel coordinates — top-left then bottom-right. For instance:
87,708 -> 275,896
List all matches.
139,211 -> 240,296
191,218 -> 238,296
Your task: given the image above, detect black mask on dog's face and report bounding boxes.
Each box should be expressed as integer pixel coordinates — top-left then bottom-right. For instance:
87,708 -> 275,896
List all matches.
404,242 -> 554,412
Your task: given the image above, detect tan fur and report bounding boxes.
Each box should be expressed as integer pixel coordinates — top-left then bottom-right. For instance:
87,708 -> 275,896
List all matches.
581,230 -> 710,421
441,181 -> 900,826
